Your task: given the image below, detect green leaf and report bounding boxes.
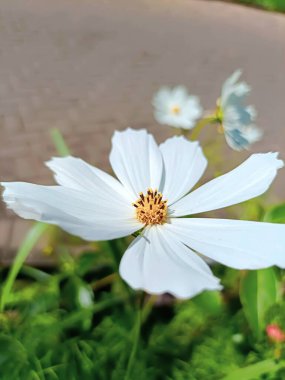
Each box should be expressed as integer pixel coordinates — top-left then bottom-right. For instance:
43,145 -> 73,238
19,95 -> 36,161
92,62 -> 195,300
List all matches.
192,290 -> 223,316
222,359 -> 285,380
263,203 -> 285,223
50,128 -> 70,156
240,268 -> 279,338
0,223 -> 49,312
0,335 -> 28,375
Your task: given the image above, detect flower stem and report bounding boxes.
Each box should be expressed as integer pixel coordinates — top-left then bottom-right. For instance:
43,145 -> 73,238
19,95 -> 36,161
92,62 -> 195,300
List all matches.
179,128 -> 191,138
141,294 -> 157,324
125,301 -> 141,380
92,273 -> 118,291
0,222 -> 48,312
107,239 -> 134,301
108,239 -> 122,270
191,115 -> 215,141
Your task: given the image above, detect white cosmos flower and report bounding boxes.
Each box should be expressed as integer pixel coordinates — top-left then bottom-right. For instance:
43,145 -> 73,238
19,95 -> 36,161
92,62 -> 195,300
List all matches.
152,86 -> 203,129
2,129 -> 285,299
219,70 -> 263,151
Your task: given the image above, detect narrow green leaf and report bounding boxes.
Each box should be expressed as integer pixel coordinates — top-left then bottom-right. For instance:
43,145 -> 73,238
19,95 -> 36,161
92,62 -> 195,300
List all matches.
1,129 -> 71,311
222,359 -> 285,380
263,203 -> 285,223
240,268 -> 279,338
50,128 -> 70,156
0,223 -> 49,312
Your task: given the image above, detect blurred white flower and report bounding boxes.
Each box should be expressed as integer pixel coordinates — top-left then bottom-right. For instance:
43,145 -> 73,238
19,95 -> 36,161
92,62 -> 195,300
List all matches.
2,129 -> 285,299
152,86 -> 202,129
78,286 -> 94,308
224,125 -> 263,151
219,70 -> 263,151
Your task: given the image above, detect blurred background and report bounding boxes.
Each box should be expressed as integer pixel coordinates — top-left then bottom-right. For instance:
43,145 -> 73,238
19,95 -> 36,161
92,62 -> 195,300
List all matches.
0,0 -> 284,261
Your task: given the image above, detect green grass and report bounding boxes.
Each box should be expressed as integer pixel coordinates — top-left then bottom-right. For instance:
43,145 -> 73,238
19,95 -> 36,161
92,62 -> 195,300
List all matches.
1,198 -> 284,379
0,237 -> 285,380
237,0 -> 285,12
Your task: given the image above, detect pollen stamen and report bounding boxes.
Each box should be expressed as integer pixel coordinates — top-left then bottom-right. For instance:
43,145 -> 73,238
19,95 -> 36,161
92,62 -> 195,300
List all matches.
133,188 -> 168,225
171,105 -> 181,115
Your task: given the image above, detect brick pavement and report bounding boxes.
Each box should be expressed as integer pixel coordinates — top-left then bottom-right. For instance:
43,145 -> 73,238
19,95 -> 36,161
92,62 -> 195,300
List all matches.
0,0 -> 284,264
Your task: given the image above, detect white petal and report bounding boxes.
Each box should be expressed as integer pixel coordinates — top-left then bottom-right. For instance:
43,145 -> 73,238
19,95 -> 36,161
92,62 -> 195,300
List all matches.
232,82 -> 251,98
171,86 -> 189,102
246,105 -> 257,121
243,125 -> 263,144
221,70 -> 242,104
152,86 -> 172,110
223,70 -> 242,92
224,125 -> 263,152
46,156 -> 131,201
167,96 -> 202,130
159,136 -> 207,204
1,182 -> 142,241
46,156 -> 136,217
119,226 -> 221,299
172,153 -> 284,216
221,70 -> 251,106
165,218 -> 285,269
109,129 -> 163,198
184,96 -> 203,119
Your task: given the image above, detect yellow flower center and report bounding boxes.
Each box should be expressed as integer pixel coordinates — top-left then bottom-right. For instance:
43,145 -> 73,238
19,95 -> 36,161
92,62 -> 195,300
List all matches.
215,99 -> 224,122
170,105 -> 181,115
133,189 -> 168,225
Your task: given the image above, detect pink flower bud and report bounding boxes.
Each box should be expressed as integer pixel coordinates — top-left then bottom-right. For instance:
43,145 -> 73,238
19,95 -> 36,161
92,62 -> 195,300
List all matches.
266,324 -> 285,343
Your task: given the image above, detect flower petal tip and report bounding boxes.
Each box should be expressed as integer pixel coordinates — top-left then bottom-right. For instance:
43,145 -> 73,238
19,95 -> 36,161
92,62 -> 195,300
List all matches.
1,182 -> 10,196
253,152 -> 284,170
112,128 -> 149,140
45,156 -> 72,168
269,152 -> 284,169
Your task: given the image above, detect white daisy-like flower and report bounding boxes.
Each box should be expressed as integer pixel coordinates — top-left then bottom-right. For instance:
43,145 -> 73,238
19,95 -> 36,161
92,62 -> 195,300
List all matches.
2,129 -> 285,299
152,86 -> 203,129
219,70 -> 263,151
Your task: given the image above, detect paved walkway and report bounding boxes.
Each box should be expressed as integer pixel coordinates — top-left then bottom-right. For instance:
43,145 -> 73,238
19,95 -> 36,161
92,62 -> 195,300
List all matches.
0,0 -> 284,263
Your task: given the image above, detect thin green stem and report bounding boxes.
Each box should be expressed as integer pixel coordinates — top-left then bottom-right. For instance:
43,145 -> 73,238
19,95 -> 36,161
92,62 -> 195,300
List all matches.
108,239 -> 122,270
191,115 -> 215,141
107,240 -> 133,302
179,128 -> 191,138
125,303 -> 141,380
141,294 -> 157,324
50,128 -> 71,156
92,273 -> 118,290
0,222 -> 48,312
